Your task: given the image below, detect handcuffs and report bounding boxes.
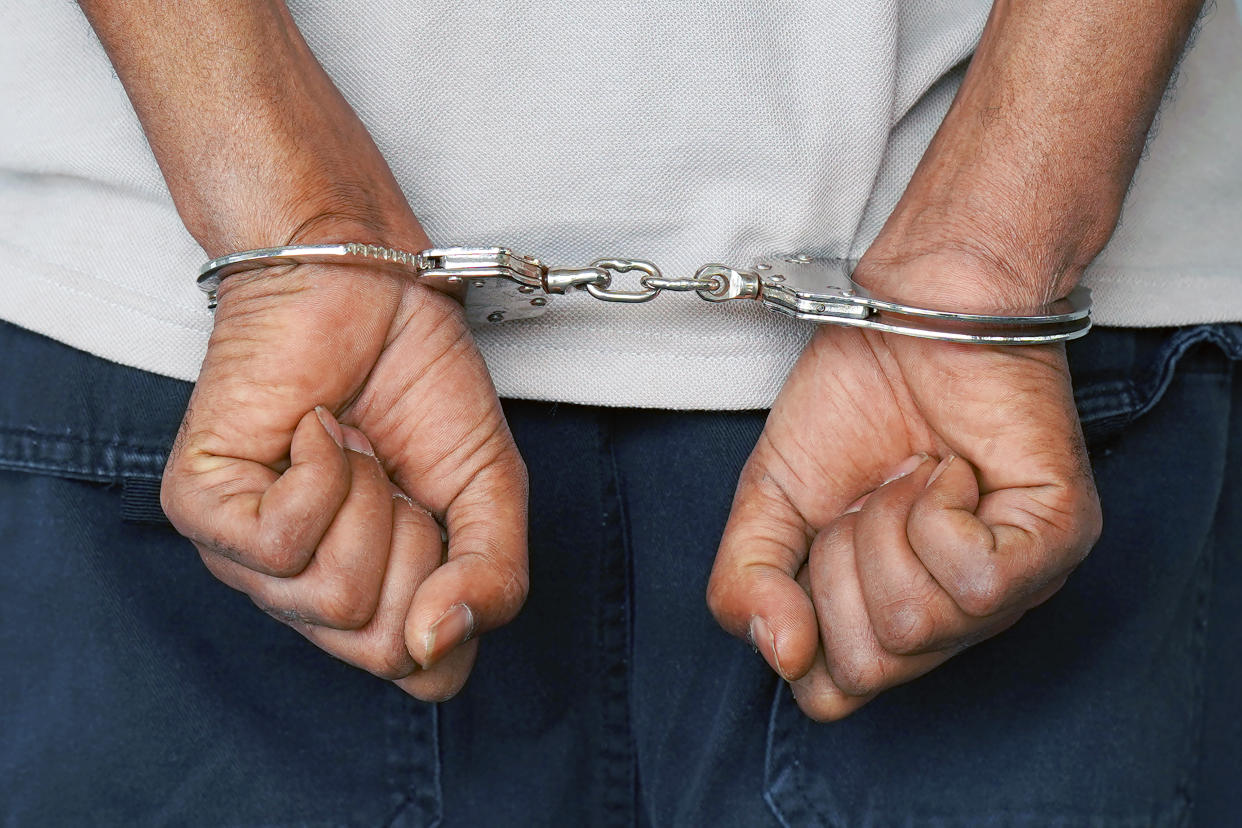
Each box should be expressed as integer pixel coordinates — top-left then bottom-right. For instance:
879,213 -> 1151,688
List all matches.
198,243 -> 1092,344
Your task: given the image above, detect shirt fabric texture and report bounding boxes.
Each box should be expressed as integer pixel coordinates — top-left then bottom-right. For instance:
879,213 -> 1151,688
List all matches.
1,1 -> 1240,409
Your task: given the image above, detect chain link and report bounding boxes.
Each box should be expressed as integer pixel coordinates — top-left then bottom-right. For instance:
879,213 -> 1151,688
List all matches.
550,258 -> 725,304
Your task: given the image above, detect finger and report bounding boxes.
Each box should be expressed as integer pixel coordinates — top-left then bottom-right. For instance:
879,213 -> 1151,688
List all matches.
162,406 -> 352,577
853,454 -> 996,655
294,491 -> 444,679
404,454 -> 528,668
788,643 -> 874,723
708,457 -> 819,681
908,453 -> 1095,618
202,427 -> 395,630
809,513 -> 951,698
395,638 -> 479,702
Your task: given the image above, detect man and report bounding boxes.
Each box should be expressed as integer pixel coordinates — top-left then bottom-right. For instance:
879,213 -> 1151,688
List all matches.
1,0 -> 1237,823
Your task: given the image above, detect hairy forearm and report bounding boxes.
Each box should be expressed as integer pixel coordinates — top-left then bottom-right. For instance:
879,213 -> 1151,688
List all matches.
862,0 -> 1205,306
78,1 -> 414,255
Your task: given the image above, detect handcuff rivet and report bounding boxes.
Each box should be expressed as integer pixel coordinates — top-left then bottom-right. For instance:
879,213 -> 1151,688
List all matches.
755,263 -> 772,271
518,285 -> 536,294
769,274 -> 785,282
487,311 -> 505,322
531,297 -> 547,307
472,280 -> 487,288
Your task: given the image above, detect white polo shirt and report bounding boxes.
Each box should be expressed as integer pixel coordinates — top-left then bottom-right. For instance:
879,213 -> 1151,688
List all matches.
1,1 -> 1239,408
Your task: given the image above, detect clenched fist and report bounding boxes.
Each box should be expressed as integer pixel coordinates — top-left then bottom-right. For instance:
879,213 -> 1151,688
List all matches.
162,224 -> 528,702
708,264 -> 1102,721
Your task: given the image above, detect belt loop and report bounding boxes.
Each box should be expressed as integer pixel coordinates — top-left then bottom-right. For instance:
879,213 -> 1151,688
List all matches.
121,476 -> 169,525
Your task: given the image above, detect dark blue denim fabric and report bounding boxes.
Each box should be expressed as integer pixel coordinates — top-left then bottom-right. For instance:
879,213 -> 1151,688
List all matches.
0,319 -> 1238,826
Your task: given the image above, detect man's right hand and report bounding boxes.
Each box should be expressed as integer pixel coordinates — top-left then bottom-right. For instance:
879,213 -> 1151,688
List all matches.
77,0 -> 529,701
161,225 -> 528,702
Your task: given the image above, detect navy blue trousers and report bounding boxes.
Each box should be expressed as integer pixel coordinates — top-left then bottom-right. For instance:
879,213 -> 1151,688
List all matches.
1,319 -> 1240,826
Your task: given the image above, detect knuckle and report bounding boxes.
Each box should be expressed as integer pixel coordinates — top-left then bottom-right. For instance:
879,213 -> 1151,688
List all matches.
827,646 -> 887,697
313,583 -> 378,630
361,639 -> 417,681
254,524 -> 313,577
820,519 -> 853,551
952,566 -> 1009,617
874,601 -> 935,654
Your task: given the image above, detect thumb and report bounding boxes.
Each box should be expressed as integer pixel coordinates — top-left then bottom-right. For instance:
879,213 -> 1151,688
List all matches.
707,463 -> 819,681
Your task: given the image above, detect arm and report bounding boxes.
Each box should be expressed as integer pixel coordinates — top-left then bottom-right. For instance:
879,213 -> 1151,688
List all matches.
80,1 -> 529,700
859,0 -> 1205,309
708,0 -> 1204,720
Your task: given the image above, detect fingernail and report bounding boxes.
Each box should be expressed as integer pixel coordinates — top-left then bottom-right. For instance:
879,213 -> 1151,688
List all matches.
424,603 -> 475,666
341,426 -> 375,457
926,455 -> 956,488
883,453 -> 929,485
749,616 -> 788,680
315,406 -> 344,448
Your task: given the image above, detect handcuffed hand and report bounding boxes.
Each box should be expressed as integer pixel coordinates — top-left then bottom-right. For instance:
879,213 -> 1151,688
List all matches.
708,265 -> 1102,720
161,224 -> 527,702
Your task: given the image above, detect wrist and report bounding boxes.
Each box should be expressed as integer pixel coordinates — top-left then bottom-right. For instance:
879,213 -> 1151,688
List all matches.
211,217 -> 431,312
857,163 -> 1113,314
851,242 -> 1078,318
175,113 -> 423,260
82,1 -> 423,259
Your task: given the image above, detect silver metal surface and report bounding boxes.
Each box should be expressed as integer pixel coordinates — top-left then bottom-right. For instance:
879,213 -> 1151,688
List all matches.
583,259 -> 662,303
197,243 -> 423,308
543,266 -> 608,294
751,257 -> 1091,343
695,264 -> 762,302
463,277 -> 558,324
418,246 -> 546,287
198,244 -> 1092,343
642,274 -> 721,292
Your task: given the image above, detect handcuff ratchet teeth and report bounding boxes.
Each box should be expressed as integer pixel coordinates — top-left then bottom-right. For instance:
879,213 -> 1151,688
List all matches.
198,244 -> 1092,344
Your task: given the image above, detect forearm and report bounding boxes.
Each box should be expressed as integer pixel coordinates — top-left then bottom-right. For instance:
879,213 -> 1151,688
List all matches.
78,1 -> 416,255
861,0 -> 1205,307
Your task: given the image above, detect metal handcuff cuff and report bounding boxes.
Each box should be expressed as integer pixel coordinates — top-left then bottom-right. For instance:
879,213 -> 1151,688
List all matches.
198,243 -> 1092,344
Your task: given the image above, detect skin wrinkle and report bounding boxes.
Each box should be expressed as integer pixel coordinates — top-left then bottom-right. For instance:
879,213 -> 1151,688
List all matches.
379,404 -> 509,507
712,0 -> 1201,723
84,0 -> 1199,717
80,0 -> 527,702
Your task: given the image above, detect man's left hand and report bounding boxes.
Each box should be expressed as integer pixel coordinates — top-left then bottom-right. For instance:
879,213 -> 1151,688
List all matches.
707,301 -> 1102,721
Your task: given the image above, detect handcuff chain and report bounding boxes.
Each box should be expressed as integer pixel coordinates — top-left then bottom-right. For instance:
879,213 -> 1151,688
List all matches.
559,258 -> 721,304
197,244 -> 1093,343
531,257 -> 722,304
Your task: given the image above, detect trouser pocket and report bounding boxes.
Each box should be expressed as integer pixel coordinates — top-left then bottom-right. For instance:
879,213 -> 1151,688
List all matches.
762,324 -> 1241,828
0,321 -> 444,827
